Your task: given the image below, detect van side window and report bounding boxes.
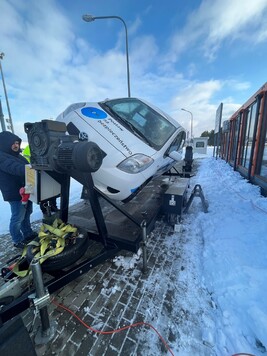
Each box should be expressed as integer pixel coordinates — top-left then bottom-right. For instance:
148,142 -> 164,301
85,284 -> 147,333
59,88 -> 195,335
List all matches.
165,131 -> 186,156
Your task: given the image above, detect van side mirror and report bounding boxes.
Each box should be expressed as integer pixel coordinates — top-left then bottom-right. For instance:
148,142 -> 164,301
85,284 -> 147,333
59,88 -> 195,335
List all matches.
168,151 -> 182,161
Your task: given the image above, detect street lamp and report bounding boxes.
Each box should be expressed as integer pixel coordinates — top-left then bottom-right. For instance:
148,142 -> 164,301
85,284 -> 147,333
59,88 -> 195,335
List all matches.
181,108 -> 193,141
0,52 -> 14,133
82,14 -> 131,98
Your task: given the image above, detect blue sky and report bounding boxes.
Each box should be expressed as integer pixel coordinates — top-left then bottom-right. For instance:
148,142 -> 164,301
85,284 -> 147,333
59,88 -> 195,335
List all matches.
1,0 -> 267,140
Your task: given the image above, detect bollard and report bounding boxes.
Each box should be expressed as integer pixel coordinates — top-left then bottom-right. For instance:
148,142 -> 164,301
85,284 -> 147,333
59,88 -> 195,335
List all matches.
141,220 -> 148,274
31,258 -> 57,345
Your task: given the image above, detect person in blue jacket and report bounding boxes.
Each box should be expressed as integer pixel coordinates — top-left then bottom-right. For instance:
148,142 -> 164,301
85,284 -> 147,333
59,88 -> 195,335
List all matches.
0,131 -> 37,249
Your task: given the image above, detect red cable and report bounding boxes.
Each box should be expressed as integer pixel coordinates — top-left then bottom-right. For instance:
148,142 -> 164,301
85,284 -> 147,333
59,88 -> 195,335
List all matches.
52,299 -> 174,356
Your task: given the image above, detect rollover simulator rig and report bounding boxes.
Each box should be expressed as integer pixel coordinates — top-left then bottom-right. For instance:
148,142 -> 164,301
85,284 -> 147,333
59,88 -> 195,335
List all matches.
0,118 -> 204,352
0,119 -> 174,328
0,114 -> 210,352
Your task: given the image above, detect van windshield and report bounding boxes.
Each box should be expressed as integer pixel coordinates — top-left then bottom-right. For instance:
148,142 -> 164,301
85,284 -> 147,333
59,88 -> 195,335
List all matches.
100,98 -> 176,150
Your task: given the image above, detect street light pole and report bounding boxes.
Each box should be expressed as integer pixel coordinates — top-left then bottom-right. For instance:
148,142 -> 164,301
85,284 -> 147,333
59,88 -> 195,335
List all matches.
82,14 -> 131,98
181,108 -> 193,141
0,52 -> 14,133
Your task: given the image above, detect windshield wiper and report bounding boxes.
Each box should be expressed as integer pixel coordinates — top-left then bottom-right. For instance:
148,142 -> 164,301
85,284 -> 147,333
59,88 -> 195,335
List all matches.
123,120 -> 153,146
101,103 -> 153,147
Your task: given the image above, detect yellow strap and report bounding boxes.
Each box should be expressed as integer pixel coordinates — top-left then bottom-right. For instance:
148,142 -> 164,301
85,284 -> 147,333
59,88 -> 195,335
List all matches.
12,256 -> 29,278
40,237 -> 51,256
11,220 -> 77,277
42,224 -> 65,238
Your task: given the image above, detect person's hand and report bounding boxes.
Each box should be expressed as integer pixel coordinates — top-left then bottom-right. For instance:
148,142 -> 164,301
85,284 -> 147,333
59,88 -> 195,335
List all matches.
19,187 -> 30,204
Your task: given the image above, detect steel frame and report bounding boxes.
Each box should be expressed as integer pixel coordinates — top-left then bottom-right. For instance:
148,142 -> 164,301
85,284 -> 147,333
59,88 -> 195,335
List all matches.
0,168 -> 157,324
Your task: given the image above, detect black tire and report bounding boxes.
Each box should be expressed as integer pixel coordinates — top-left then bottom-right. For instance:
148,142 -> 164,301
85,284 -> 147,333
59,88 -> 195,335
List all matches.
26,235 -> 89,272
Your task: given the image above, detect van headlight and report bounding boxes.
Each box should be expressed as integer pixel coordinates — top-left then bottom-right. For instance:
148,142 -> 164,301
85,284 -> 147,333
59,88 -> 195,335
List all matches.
117,154 -> 153,173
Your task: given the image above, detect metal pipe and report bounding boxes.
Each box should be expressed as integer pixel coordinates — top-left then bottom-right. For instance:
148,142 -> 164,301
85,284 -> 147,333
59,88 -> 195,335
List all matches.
0,99 -> 6,131
82,14 -> 131,97
0,52 -> 14,133
31,259 -> 50,334
181,108 -> 193,141
141,220 -> 148,274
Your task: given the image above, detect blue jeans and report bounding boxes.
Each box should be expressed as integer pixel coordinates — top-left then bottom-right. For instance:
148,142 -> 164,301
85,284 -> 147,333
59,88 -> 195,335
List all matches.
9,200 -> 34,244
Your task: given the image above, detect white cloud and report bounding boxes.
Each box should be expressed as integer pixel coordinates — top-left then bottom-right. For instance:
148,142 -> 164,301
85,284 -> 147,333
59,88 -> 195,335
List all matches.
169,79 -> 246,136
0,0 -> 74,85
169,0 -> 267,61
130,35 -> 159,73
0,0 -> 131,139
170,80 -> 222,135
224,80 -> 251,92
0,0 -> 254,141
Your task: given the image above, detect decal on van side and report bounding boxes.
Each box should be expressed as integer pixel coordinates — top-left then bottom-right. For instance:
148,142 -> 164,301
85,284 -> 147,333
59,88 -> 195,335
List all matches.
98,119 -> 133,155
81,107 -> 107,119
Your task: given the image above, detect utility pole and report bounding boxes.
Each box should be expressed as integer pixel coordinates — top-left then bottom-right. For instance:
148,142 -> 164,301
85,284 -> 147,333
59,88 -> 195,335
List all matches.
0,52 -> 14,133
82,14 -> 131,97
181,108 -> 193,143
0,99 -> 6,131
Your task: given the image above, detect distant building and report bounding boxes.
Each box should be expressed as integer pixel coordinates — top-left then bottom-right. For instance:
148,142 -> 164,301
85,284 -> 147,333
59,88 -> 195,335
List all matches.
193,137 -> 209,154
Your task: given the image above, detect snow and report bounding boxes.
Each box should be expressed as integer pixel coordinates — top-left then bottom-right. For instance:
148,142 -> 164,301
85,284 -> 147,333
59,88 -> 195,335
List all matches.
194,156 -> 267,355
1,147 -> 267,355
190,156 -> 267,355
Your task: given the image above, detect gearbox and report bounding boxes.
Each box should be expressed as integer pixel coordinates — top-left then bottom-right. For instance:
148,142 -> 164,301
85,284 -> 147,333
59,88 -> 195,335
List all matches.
24,120 -> 103,173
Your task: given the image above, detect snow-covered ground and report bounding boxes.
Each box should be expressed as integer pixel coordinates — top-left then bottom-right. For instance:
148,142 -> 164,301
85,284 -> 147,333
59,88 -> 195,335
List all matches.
189,154 -> 267,355
0,148 -> 267,355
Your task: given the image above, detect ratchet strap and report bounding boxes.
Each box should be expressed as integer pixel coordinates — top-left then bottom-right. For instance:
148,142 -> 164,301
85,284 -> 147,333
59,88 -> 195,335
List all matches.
11,219 -> 78,277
